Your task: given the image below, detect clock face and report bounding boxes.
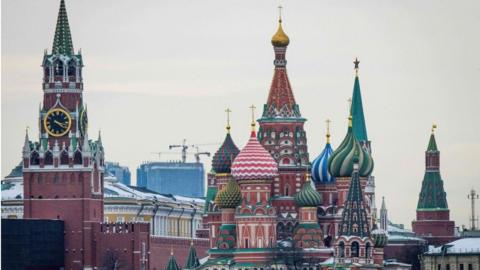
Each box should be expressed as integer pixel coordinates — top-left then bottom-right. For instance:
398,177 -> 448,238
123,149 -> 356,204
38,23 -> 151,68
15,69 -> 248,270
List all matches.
79,107 -> 88,136
44,108 -> 72,137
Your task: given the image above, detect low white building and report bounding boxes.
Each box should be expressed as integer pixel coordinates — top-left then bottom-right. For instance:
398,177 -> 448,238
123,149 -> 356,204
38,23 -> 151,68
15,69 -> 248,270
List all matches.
420,238 -> 480,270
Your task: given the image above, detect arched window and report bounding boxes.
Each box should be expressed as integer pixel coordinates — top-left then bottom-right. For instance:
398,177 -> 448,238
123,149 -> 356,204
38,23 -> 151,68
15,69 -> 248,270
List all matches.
74,150 -> 82,165
351,241 -> 360,257
284,184 -> 290,196
30,151 -> 40,165
365,242 -> 371,258
44,66 -> 50,79
338,242 -> 345,257
282,158 -> 291,165
54,61 -> 63,76
60,150 -> 69,165
44,151 -> 53,165
67,61 -> 76,77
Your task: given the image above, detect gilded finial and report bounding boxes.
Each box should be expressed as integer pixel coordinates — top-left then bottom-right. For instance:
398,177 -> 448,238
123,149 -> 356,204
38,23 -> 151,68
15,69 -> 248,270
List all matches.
170,247 -> 174,256
249,105 -> 256,131
431,124 -> 437,134
326,119 -> 331,143
278,5 -> 283,23
225,108 -> 232,133
354,57 -> 360,77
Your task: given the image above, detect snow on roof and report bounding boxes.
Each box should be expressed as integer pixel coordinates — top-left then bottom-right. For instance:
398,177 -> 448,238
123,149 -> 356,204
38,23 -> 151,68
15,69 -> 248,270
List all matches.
2,175 -> 204,206
388,224 -> 414,234
427,238 -> 480,254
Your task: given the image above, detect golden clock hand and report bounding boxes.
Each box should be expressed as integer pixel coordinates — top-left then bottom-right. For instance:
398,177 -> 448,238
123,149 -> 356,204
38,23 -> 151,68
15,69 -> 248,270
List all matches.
54,120 -> 67,128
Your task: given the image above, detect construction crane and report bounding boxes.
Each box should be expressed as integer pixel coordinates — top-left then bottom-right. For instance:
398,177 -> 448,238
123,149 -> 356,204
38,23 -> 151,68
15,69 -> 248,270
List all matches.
169,139 -> 218,163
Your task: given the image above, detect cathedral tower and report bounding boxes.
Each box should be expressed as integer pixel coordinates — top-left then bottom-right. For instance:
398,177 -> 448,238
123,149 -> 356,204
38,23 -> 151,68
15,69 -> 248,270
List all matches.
412,125 -> 455,245
257,8 -> 309,239
22,1 -> 104,268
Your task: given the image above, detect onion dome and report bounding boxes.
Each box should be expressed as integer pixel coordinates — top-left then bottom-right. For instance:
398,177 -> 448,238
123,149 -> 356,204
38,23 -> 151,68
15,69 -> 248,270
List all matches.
231,111 -> 278,180
311,120 -> 335,184
328,116 -> 374,177
212,134 -> 240,174
294,177 -> 322,207
212,109 -> 240,174
371,229 -> 389,247
271,19 -> 290,47
214,178 -> 242,209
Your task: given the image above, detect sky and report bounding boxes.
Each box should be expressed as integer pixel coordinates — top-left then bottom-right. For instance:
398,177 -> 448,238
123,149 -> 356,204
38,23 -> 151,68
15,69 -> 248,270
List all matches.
2,0 -> 480,229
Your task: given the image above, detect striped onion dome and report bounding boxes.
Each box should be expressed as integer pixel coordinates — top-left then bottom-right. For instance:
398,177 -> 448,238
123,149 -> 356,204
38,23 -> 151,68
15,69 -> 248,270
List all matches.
328,117 -> 374,177
212,132 -> 240,174
231,131 -> 278,180
311,141 -> 334,184
371,228 -> 388,247
294,179 -> 322,207
214,178 -> 242,209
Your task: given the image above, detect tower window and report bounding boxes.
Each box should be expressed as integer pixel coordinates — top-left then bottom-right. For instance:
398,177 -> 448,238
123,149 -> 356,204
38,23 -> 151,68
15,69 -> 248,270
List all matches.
244,238 -> 249,248
44,151 -> 53,165
351,241 -> 359,257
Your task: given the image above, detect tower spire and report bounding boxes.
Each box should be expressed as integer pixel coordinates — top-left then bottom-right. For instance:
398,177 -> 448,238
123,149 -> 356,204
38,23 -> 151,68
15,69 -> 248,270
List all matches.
52,0 -> 74,55
326,119 -> 331,144
350,58 -> 368,142
380,196 -> 388,230
250,105 -> 256,133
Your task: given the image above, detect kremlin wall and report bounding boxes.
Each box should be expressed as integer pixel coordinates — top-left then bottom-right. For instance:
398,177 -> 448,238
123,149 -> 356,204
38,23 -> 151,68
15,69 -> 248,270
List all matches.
1,1 -> 468,270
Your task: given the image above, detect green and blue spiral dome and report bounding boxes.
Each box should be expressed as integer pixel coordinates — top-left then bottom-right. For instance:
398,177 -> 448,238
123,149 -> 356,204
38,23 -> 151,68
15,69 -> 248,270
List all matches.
328,117 -> 374,177
311,141 -> 334,184
294,178 -> 322,207
371,228 -> 388,247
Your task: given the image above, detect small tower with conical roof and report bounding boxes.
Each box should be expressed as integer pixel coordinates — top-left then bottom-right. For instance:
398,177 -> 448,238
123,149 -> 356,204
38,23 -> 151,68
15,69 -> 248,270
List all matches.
214,178 -> 242,251
292,175 -> 324,248
184,242 -> 200,270
412,125 -> 455,245
166,250 -> 180,270
380,196 -> 388,231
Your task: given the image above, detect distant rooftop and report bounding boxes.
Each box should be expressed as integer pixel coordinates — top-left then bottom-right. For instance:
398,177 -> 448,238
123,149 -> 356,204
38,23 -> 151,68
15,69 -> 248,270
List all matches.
426,238 -> 480,255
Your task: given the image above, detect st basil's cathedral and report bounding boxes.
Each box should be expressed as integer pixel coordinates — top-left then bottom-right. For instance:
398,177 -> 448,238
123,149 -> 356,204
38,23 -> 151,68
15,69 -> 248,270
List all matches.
198,11 -> 387,270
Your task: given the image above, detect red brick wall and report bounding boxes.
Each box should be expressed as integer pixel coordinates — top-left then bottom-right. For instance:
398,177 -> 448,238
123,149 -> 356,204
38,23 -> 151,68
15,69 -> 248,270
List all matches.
150,236 -> 209,270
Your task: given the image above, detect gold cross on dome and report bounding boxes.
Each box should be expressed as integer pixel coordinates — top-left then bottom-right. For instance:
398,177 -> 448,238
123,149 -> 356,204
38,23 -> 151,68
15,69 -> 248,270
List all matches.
326,119 -> 331,143
249,105 -> 256,130
278,5 -> 283,22
225,108 -> 232,133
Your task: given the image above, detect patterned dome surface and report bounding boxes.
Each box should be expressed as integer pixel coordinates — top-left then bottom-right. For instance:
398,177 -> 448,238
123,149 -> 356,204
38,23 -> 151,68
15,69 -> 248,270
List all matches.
371,229 -> 389,247
212,133 -> 240,174
311,142 -> 335,184
214,178 -> 242,209
231,131 -> 278,180
328,120 -> 373,177
294,180 -> 322,207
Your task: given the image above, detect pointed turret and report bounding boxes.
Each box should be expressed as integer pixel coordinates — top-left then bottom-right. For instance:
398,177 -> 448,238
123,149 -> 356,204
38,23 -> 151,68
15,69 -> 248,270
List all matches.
338,151 -> 370,237
380,196 -> 388,231
165,250 -> 180,270
350,58 -> 368,143
23,128 -> 31,158
52,0 -> 74,55
184,242 -> 200,270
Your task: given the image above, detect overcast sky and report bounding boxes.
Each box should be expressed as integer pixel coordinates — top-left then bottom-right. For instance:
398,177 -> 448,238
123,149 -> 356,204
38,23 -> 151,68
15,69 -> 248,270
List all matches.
2,0 -> 480,229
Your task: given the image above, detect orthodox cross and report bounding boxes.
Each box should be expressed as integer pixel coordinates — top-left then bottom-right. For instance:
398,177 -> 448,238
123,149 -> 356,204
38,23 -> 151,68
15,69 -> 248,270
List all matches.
326,119 -> 331,143
250,105 -> 256,130
278,5 -> 283,22
225,108 -> 232,133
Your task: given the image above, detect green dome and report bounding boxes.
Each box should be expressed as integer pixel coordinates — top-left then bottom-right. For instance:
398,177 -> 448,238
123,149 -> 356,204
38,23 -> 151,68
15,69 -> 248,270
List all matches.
371,229 -> 388,247
215,178 -> 242,209
328,118 -> 374,177
294,180 -> 322,207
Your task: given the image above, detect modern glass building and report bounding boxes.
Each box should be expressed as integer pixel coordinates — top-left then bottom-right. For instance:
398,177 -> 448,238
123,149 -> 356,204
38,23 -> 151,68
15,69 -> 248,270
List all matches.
136,161 -> 204,198
105,162 -> 131,186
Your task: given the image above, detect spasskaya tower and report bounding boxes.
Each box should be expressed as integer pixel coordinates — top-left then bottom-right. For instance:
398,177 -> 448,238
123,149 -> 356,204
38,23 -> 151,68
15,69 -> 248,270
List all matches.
22,1 -> 105,269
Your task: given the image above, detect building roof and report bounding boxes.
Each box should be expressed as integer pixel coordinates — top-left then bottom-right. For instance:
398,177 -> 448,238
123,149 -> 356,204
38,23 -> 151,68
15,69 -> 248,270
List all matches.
311,141 -> 334,184
426,238 -> 480,254
184,243 -> 200,269
294,180 -> 322,207
212,133 -> 240,174
52,0 -> 74,55
214,178 -> 242,209
427,133 -> 438,152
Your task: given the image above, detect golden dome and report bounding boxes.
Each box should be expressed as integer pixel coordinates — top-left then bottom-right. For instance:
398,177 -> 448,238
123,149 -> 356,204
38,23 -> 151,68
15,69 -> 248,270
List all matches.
271,20 -> 290,47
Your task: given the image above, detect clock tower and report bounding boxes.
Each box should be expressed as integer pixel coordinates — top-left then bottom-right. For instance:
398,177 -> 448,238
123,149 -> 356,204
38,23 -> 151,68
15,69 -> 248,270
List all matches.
22,1 -> 104,269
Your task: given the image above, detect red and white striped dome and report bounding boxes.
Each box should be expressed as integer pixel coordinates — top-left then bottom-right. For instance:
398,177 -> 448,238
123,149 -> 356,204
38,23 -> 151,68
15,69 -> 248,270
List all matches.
231,131 -> 278,180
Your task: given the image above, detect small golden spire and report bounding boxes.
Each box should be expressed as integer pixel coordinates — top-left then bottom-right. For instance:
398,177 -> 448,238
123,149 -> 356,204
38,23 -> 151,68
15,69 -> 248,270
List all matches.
326,119 -> 331,144
354,57 -> 360,77
225,108 -> 232,134
347,98 -> 353,127
431,124 -> 437,134
249,105 -> 256,131
278,5 -> 283,23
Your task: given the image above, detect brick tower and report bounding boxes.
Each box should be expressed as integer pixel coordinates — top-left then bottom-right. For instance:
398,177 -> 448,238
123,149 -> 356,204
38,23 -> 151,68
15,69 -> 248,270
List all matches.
257,9 -> 309,239
412,125 -> 456,245
22,1 -> 105,269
